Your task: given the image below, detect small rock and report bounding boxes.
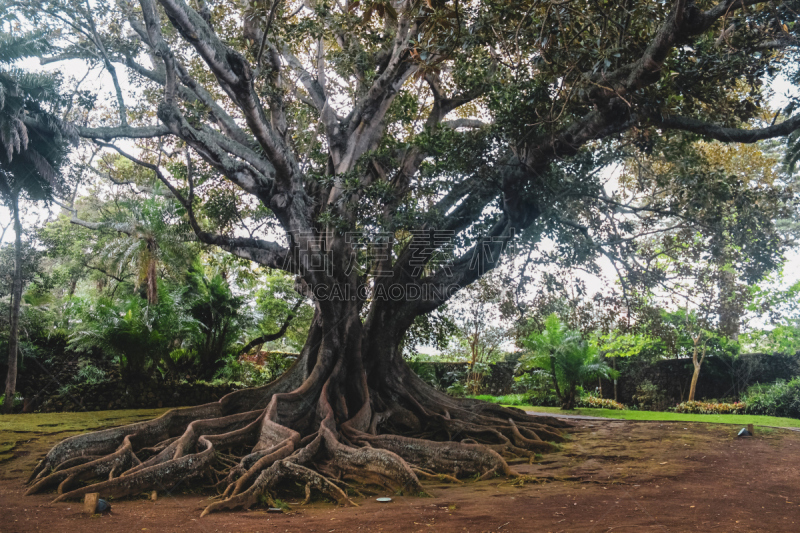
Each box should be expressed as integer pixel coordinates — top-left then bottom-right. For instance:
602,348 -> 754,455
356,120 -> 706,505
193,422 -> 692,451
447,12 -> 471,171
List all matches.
738,427 -> 752,437
96,499 -> 111,514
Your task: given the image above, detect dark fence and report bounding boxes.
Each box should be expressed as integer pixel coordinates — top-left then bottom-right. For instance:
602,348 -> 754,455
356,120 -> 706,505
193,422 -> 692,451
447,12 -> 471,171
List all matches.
33,352 -> 800,412
39,380 -> 238,412
410,352 -> 800,404
603,352 -> 800,405
409,361 -> 518,395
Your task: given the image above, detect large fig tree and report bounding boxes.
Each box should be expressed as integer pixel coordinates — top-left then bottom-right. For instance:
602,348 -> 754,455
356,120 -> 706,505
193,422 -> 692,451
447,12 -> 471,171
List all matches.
19,0 -> 800,514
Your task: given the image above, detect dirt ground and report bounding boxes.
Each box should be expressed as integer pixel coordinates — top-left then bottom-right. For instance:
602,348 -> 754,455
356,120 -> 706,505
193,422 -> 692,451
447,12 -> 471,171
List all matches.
2,414 -> 800,532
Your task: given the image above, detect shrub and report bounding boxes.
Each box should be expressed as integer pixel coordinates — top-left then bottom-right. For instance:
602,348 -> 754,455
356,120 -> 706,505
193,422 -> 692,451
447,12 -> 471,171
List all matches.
446,381 -> 468,397
578,396 -> 626,410
743,378 -> 800,418
470,393 -> 531,406
407,361 -> 440,389
513,372 -> 560,407
674,400 -> 746,414
212,358 -> 274,387
632,380 -> 668,411
523,388 -> 561,407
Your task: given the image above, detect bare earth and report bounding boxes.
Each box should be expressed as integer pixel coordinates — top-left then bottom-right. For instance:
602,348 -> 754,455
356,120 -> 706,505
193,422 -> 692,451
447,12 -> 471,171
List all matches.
2,416 -> 800,532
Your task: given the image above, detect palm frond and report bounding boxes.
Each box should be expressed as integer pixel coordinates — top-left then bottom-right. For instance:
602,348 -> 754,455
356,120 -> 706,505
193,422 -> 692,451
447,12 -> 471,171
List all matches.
0,31 -> 52,64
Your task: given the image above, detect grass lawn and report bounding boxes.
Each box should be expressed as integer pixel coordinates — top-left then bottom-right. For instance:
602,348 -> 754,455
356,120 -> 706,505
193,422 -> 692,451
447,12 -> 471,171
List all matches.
0,408 -> 172,465
507,404 -> 800,428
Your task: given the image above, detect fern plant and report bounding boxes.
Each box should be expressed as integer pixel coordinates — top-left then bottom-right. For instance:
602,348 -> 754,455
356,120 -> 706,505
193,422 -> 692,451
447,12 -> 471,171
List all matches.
68,283 -> 197,379
520,314 -> 617,410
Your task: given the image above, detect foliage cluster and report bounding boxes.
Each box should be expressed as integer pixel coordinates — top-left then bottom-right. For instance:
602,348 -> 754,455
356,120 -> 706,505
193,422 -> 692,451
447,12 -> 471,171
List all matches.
520,314 -> 617,410
674,400 -> 747,415
578,396 -> 626,411
631,380 -> 670,412
744,378 -> 800,419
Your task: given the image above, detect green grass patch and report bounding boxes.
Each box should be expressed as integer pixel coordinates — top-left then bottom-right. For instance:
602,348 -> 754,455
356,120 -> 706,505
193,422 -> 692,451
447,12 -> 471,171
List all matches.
501,404 -> 800,428
0,408 -> 171,434
0,408 -> 174,481
470,394 -> 531,406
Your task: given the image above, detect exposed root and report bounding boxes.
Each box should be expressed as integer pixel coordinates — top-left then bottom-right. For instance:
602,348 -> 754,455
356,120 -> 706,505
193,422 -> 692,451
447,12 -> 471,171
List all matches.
412,468 -> 463,484
200,460 -> 355,517
26,435 -> 140,496
28,356 -> 570,516
51,455 -> 102,473
354,432 -> 512,479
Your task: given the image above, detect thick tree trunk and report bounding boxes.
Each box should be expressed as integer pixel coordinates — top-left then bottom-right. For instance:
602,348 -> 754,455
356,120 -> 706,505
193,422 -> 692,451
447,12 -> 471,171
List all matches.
688,338 -> 706,402
3,194 -> 22,415
688,362 -> 701,402
548,354 -> 564,407
561,384 -> 576,411
27,291 -> 570,514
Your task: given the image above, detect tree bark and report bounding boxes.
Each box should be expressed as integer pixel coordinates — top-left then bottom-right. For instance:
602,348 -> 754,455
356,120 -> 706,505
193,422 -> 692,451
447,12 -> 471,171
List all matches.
549,354 -> 564,406
688,337 -> 706,402
145,238 -> 158,306
688,361 -> 701,402
3,192 -> 23,414
563,388 -> 575,411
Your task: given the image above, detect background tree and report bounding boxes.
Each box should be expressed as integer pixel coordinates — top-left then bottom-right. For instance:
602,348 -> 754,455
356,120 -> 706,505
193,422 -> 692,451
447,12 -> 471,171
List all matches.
742,279 -> 800,354
655,308 -> 738,401
443,273 -> 510,393
17,0 -> 800,512
246,273 -> 314,354
0,16 -> 76,413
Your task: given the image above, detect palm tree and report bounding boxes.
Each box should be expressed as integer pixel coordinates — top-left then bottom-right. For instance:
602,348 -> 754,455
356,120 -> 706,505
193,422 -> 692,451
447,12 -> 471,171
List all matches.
0,16 -> 75,413
521,314 -> 617,410
71,191 -> 195,306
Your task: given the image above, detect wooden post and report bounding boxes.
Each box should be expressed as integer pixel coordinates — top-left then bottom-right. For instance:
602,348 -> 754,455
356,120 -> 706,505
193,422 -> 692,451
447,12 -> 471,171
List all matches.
83,492 -> 100,515
747,424 -> 754,436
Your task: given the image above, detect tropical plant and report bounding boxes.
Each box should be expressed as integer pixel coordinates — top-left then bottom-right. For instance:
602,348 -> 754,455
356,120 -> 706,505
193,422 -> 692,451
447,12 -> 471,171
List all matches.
521,314 -> 617,410
68,283 -> 195,379
70,191 -> 195,305
184,264 -> 248,378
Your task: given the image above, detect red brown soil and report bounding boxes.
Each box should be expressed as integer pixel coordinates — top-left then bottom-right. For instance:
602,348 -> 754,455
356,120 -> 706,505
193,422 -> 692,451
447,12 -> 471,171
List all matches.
2,418 -> 800,532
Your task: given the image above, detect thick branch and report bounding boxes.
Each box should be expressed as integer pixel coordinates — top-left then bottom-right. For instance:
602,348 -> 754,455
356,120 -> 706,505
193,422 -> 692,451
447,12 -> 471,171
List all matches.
652,113 -> 800,143
94,140 -> 291,271
76,124 -> 171,140
239,300 -> 303,355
